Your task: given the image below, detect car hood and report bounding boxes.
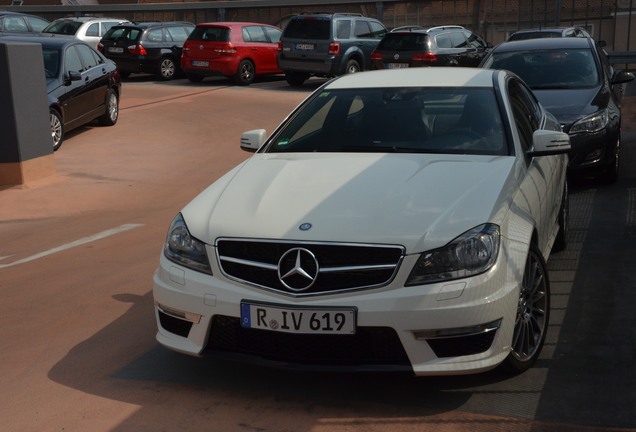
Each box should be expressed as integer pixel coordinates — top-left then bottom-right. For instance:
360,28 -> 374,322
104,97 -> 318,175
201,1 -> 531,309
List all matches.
533,86 -> 604,125
181,153 -> 516,253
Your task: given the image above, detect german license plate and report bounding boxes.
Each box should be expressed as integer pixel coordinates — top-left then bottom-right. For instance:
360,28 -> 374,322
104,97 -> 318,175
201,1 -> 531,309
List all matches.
296,43 -> 315,51
108,47 -> 124,54
387,63 -> 409,69
240,302 -> 356,334
192,60 -> 209,67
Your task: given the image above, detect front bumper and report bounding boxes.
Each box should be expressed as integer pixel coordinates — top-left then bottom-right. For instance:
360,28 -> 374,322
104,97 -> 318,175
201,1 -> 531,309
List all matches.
153,243 -> 521,376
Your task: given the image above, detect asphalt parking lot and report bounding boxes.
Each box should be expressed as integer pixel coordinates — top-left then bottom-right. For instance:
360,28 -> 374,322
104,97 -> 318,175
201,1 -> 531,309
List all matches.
1,75 -> 635,432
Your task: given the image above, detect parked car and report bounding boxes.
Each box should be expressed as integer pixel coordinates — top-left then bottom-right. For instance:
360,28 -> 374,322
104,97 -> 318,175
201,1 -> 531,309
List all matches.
2,36 -> 121,151
277,12 -> 387,86
0,11 -> 49,36
508,26 -> 592,41
481,37 -> 634,182
98,21 -> 195,80
181,22 -> 282,85
371,25 -> 489,69
41,17 -> 129,49
153,67 -> 571,376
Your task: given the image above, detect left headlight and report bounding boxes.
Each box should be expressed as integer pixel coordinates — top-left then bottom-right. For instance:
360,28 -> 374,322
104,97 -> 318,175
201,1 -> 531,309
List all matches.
569,108 -> 609,134
406,223 -> 500,286
163,213 -> 212,275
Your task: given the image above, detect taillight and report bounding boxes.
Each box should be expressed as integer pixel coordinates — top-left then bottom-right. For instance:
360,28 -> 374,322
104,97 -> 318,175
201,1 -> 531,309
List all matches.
370,51 -> 382,61
128,44 -> 147,56
328,41 -> 340,55
277,40 -> 282,51
412,52 -> 437,63
214,43 -> 237,55
97,42 -> 104,53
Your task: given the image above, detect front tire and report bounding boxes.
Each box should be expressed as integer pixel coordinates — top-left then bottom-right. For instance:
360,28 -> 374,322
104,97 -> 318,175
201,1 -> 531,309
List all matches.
50,108 -> 63,151
98,89 -> 119,126
501,243 -> 550,374
234,59 -> 255,85
157,57 -> 177,81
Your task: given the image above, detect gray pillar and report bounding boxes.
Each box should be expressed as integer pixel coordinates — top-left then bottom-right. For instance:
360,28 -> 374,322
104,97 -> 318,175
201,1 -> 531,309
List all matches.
0,41 -> 55,186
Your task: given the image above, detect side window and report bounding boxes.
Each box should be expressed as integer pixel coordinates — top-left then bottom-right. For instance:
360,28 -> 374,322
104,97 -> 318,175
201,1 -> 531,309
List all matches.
335,19 -> 351,39
449,31 -> 468,48
64,46 -> 84,74
508,79 -> 540,152
368,21 -> 387,39
435,33 -> 452,48
167,26 -> 190,42
146,28 -> 164,42
464,31 -> 485,49
76,44 -> 99,69
263,26 -> 281,43
244,25 -> 268,43
85,23 -> 99,37
28,16 -> 50,32
5,16 -> 28,32
354,20 -> 372,38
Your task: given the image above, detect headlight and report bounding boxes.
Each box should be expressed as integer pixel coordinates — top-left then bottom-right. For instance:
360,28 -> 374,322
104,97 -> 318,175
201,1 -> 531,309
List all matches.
406,224 -> 500,286
569,109 -> 608,134
163,213 -> 212,275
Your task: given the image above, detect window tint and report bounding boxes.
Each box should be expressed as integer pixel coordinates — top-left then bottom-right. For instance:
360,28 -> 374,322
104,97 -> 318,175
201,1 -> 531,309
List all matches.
243,25 -> 268,42
283,18 -> 330,40
103,27 -> 140,42
435,34 -> 452,48
335,19 -> 351,39
368,21 -> 387,39
354,20 -> 372,38
42,48 -> 59,78
508,79 -> 540,152
76,44 -> 99,69
27,16 -> 50,32
4,16 -> 28,32
167,26 -> 190,42
64,46 -> 83,74
146,28 -> 164,42
449,31 -> 468,48
263,26 -> 281,43
102,22 -> 118,35
464,31 -> 485,49
377,33 -> 427,51
86,23 -> 99,37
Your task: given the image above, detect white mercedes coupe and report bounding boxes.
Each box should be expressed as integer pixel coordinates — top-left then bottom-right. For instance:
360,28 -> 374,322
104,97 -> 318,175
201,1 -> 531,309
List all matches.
153,67 -> 570,375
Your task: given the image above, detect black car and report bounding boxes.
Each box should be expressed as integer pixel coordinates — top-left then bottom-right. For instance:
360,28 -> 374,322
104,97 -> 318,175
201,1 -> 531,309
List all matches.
98,21 -> 195,80
2,36 -> 121,151
0,11 -> 49,36
480,37 -> 634,182
277,12 -> 387,86
508,26 -> 592,41
371,25 -> 490,69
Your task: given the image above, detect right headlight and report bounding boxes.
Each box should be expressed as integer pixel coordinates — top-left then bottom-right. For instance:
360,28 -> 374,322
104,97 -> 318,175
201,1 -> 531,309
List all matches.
163,213 -> 212,275
569,108 -> 609,134
406,223 -> 500,286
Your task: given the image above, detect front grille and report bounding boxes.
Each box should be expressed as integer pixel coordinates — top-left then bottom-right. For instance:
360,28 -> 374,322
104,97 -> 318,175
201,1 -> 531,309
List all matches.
216,238 -> 404,296
206,315 -> 412,367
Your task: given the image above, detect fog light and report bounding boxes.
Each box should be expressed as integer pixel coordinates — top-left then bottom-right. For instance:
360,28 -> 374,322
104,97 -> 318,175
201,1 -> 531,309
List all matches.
156,303 -> 201,324
413,319 -> 501,340
583,148 -> 604,164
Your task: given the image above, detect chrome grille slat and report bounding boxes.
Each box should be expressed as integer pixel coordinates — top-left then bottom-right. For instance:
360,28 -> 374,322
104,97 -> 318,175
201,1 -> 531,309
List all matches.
216,238 -> 404,296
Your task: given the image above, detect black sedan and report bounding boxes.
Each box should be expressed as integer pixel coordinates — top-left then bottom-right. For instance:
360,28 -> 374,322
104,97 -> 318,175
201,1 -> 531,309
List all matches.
480,37 -> 634,182
2,36 -> 121,150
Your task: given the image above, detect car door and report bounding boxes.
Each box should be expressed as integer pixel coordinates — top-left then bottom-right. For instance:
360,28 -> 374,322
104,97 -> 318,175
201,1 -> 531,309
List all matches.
242,25 -> 280,73
76,43 -> 110,117
353,19 -> 384,68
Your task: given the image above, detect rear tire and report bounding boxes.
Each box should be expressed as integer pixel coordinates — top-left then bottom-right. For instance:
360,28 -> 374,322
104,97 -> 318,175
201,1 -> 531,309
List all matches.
50,108 -> 63,151
285,71 -> 309,86
98,89 -> 119,126
344,59 -> 361,74
234,59 -> 255,85
500,243 -> 550,374
157,57 -> 177,81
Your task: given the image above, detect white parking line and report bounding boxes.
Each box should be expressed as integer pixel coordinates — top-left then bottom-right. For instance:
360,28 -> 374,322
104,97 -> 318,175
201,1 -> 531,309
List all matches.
0,223 -> 144,269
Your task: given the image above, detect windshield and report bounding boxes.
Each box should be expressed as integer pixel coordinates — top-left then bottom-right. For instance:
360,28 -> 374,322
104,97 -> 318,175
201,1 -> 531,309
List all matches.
486,48 -> 600,89
376,33 -> 428,51
265,87 -> 508,156
42,20 -> 82,35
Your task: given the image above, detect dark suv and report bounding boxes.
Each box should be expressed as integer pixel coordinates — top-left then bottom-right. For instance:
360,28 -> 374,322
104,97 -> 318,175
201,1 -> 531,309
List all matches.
277,12 -> 387,86
98,21 -> 195,80
371,25 -> 489,69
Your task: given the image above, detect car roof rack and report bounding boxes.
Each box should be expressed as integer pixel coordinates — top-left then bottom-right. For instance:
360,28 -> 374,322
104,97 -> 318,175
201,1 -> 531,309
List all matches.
391,25 -> 426,32
298,12 -> 363,17
427,25 -> 466,32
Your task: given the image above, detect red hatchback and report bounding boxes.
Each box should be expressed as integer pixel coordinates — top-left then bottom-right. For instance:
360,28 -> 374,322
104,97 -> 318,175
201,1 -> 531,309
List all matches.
181,22 -> 282,85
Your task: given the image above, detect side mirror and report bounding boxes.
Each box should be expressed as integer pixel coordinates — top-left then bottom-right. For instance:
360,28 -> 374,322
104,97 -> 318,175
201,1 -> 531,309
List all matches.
612,69 -> 635,85
240,129 -> 267,153
65,70 -> 82,85
528,130 -> 571,156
